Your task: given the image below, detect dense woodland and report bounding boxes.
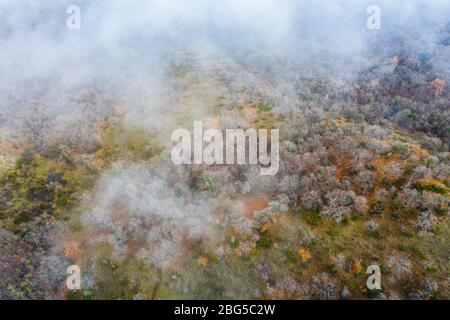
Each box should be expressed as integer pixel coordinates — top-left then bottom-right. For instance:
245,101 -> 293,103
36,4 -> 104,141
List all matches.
0,1 -> 449,299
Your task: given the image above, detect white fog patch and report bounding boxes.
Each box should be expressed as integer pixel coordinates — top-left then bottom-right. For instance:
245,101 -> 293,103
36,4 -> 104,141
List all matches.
1,0 -> 449,149
1,1 -> 449,75
81,163 -> 220,268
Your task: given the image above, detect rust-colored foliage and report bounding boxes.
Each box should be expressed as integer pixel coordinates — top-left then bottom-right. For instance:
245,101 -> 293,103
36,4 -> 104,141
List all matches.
431,79 -> 445,97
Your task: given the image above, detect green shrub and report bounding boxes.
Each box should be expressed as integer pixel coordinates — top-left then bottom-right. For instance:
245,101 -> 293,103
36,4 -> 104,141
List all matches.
415,182 -> 446,195
285,250 -> 298,263
299,209 -> 322,227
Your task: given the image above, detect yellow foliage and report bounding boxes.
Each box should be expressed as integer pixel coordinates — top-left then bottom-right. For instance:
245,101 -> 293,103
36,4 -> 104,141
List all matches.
335,117 -> 350,127
374,158 -> 405,182
298,248 -> 311,262
260,223 -> 270,233
198,256 -> 208,267
408,143 -> 429,158
352,262 -> 362,274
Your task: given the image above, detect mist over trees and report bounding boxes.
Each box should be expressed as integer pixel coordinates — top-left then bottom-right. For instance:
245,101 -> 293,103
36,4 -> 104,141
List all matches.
0,0 -> 449,300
